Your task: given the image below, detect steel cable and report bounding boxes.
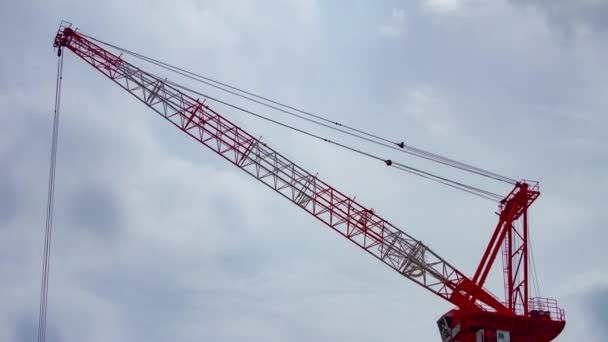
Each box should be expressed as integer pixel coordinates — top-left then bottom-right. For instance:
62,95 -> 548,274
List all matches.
38,49 -> 64,342
79,32 -> 516,185
75,31 -> 505,201
165,79 -> 502,201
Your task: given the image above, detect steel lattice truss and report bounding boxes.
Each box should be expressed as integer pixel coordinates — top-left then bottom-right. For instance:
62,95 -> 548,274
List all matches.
55,25 -> 511,313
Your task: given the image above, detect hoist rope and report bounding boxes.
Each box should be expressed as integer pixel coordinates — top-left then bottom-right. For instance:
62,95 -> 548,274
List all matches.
38,48 -> 64,342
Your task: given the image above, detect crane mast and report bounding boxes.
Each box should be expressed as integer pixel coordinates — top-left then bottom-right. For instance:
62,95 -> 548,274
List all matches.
52,23 -> 565,341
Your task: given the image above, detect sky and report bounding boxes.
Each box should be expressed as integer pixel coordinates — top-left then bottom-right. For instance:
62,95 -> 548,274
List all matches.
0,0 -> 607,341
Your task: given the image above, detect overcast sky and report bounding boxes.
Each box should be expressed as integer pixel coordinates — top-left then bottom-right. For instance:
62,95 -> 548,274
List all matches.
1,0 -> 607,341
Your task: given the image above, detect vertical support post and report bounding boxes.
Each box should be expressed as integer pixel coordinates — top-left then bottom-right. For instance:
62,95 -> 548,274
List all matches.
523,207 -> 529,316
507,223 -> 513,311
473,182 -> 539,315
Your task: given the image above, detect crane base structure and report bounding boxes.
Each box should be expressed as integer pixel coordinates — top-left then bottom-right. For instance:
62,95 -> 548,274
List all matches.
51,22 -> 565,342
438,305 -> 565,341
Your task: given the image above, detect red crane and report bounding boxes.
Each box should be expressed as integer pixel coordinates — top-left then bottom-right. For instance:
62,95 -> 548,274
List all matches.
52,22 -> 565,341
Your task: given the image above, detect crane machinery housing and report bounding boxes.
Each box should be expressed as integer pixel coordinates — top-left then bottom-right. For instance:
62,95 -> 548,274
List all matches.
49,21 -> 565,342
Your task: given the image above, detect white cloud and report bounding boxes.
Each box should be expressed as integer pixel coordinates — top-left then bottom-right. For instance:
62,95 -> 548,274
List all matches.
422,0 -> 493,16
378,8 -> 407,38
402,85 -> 455,136
424,0 -> 464,14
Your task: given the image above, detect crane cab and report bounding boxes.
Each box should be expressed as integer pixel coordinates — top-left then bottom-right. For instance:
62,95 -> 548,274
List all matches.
437,311 -> 512,342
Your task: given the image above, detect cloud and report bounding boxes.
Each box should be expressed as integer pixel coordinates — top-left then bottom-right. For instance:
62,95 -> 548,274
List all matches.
378,8 -> 407,38
422,0 -> 476,15
0,169 -> 22,226
14,315 -> 63,342
426,0 -> 462,12
65,183 -> 122,238
584,287 -> 608,338
509,0 -> 608,34
401,85 -> 455,136
1,1 -> 607,341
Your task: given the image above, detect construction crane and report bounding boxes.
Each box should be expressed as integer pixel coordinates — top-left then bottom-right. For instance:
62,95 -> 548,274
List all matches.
49,22 -> 565,341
